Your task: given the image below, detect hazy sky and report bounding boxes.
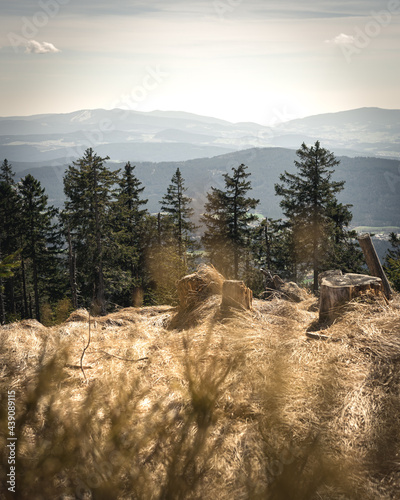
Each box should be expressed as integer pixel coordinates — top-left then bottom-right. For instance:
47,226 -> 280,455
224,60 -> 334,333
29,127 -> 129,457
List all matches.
1,0 -> 399,124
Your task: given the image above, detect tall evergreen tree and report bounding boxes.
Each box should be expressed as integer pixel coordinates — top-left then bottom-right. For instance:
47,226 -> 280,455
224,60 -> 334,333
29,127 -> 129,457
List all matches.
19,174 -> 59,321
0,159 -> 21,319
201,164 -> 259,279
63,148 -> 119,314
0,159 -> 15,184
275,141 -> 348,292
160,168 -> 197,264
112,162 -> 149,306
0,251 -> 20,324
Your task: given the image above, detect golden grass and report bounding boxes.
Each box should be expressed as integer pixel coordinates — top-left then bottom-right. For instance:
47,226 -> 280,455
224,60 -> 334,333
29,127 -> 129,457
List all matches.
1,293 -> 400,499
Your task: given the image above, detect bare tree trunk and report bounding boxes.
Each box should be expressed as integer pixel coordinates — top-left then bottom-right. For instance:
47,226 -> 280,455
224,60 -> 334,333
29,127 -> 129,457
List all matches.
312,215 -> 319,294
67,226 -> 78,309
93,163 -> 106,315
9,278 -> 16,315
357,233 -> 392,300
32,250 -> 40,321
0,278 -> 5,325
28,293 -> 33,319
0,243 -> 5,324
21,256 -> 28,318
265,221 -> 271,271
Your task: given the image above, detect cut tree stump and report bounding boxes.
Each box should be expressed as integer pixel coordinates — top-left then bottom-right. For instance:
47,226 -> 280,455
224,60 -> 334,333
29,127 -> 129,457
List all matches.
319,273 -> 383,322
176,265 -> 224,309
221,280 -> 253,310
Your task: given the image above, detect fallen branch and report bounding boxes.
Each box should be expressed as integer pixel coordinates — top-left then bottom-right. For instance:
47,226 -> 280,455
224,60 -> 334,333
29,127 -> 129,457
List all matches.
91,348 -> 149,363
306,332 -> 329,341
66,364 -> 93,370
80,309 -> 92,382
306,331 -> 342,342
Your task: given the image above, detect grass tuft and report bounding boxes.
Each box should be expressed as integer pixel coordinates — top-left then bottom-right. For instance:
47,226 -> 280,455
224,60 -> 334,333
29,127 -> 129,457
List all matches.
1,294 -> 400,498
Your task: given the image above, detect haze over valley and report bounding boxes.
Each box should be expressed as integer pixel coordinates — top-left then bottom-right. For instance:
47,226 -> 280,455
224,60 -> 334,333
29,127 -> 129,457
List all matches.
1,107 -> 399,235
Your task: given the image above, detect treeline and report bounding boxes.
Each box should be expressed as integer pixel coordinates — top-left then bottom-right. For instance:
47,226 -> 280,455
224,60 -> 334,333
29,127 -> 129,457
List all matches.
0,141 -> 398,324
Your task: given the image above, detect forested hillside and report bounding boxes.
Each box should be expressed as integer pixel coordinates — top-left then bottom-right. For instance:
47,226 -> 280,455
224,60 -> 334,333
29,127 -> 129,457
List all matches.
12,148 -> 400,227
1,141 -> 399,325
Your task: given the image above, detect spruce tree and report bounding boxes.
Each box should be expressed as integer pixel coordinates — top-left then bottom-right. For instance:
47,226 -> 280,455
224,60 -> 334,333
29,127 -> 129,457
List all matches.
19,174 -> 59,321
160,168 -> 197,265
275,141 -> 347,292
201,164 -> 259,279
63,148 -> 119,314
112,162 -> 149,306
0,159 -> 21,319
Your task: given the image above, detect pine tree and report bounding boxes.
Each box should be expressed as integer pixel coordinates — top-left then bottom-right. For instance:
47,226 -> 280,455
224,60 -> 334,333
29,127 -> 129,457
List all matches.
63,148 -> 119,314
160,168 -> 197,266
19,174 -> 59,321
201,164 -> 259,279
275,141 -> 347,292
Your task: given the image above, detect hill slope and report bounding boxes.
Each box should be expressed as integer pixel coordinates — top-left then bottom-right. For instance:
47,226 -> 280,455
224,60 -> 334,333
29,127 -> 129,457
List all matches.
1,289 -> 400,499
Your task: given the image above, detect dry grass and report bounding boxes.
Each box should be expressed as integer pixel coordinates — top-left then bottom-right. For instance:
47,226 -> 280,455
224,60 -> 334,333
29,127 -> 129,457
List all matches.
1,291 -> 400,499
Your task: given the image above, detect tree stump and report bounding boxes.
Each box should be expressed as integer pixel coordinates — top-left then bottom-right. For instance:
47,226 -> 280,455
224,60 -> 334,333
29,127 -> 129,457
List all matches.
319,273 -> 383,322
221,280 -> 253,310
177,273 -> 207,309
176,265 -> 224,309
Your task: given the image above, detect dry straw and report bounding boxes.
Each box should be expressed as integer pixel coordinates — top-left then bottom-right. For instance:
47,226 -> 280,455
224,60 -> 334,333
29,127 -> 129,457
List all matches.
1,278 -> 399,499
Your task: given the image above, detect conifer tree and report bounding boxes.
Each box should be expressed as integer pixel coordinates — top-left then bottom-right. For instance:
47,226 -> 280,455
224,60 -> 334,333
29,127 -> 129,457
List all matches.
19,174 -> 59,321
0,251 -> 20,324
384,232 -> 400,292
201,164 -> 259,279
275,141 -> 347,292
112,162 -> 149,306
63,148 -> 119,314
160,168 -> 197,265
0,159 -> 20,319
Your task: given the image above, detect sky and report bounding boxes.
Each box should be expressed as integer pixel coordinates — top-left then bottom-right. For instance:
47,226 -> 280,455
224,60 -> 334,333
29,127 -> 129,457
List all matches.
0,0 -> 399,125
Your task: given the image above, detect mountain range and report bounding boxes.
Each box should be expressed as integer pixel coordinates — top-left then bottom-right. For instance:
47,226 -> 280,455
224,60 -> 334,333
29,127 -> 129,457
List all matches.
1,107 -> 399,233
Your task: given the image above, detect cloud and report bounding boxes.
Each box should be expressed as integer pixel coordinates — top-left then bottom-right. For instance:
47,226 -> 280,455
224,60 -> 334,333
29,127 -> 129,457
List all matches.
25,40 -> 61,54
325,33 -> 356,45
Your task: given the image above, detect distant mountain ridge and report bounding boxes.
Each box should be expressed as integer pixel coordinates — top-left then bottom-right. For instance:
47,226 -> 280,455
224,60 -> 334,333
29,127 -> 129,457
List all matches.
1,107 -> 399,164
1,107 -> 400,232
